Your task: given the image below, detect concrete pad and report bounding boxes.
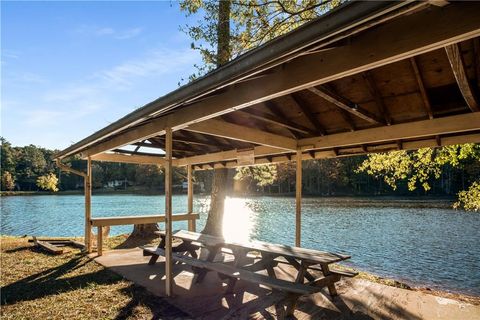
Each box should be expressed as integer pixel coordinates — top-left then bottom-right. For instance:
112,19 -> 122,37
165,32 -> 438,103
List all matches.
94,248 -> 480,320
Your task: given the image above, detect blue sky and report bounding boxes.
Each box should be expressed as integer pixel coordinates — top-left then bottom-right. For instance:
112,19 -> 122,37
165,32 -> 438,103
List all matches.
1,1 -> 203,150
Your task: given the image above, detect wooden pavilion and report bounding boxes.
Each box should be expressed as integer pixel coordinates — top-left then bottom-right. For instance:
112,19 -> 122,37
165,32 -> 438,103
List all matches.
55,1 -> 480,297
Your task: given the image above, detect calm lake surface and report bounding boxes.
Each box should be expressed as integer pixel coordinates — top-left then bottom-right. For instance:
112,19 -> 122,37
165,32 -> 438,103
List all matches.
1,194 -> 479,295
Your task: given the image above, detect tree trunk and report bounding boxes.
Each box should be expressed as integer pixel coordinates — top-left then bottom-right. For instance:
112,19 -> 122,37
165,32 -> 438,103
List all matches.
130,223 -> 159,238
201,0 -> 231,237
202,168 -> 228,236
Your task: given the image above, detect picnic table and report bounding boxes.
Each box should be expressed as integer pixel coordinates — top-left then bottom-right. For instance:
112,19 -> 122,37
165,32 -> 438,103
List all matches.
143,230 -> 356,316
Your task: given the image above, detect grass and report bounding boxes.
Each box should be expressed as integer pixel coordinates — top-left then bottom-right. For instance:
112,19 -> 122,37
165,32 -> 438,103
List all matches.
2,234 -> 478,320
0,236 -> 187,320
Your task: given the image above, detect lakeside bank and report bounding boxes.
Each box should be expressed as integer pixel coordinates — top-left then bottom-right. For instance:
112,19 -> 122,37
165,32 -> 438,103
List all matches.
1,236 -> 479,320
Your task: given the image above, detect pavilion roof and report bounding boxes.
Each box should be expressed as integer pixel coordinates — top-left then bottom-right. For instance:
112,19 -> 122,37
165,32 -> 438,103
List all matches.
55,1 -> 480,169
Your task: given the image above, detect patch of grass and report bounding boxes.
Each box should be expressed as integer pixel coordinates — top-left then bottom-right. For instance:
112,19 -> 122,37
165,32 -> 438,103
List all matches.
0,236 -> 188,320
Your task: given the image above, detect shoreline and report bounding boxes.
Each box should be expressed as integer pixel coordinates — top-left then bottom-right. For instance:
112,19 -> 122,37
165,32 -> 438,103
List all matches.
4,234 -> 479,305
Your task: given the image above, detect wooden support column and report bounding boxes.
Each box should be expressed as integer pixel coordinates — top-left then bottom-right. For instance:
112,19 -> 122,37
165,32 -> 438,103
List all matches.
187,165 -> 196,232
295,150 -> 302,247
165,127 -> 174,296
85,157 -> 92,253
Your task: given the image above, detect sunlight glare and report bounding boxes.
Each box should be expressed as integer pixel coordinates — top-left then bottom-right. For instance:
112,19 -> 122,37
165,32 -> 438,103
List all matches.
222,197 -> 256,242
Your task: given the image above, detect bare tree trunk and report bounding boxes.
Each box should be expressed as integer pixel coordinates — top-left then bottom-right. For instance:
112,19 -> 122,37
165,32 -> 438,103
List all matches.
130,223 -> 160,238
202,168 -> 228,236
202,0 -> 231,237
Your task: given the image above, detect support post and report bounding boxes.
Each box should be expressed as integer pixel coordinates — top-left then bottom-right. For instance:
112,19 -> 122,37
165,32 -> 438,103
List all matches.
85,157 -> 92,253
295,150 -> 302,247
187,165 -> 196,232
165,128 -> 174,296
97,226 -> 103,256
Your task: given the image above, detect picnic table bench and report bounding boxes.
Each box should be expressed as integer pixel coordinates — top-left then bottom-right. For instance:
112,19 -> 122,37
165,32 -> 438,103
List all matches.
143,230 -> 357,316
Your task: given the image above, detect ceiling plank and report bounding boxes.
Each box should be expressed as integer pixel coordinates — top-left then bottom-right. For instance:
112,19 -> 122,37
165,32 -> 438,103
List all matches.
362,71 -> 392,125
80,4 -> 480,156
308,86 -> 384,124
445,43 -> 480,112
237,108 -> 316,135
410,57 -> 434,119
186,119 -> 297,151
263,101 -> 301,138
290,93 -> 326,135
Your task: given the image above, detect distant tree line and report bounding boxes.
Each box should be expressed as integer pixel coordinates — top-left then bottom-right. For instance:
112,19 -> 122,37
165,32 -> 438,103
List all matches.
2,137 -> 478,207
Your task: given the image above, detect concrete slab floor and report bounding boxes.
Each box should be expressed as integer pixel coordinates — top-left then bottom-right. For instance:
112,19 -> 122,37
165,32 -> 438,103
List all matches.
93,248 -> 480,320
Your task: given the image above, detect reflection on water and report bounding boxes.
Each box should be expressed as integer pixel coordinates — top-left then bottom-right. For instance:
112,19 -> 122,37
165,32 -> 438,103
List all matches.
1,194 -> 479,296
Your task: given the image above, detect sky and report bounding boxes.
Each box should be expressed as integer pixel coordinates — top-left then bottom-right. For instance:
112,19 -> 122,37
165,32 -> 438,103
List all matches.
1,1 -> 203,150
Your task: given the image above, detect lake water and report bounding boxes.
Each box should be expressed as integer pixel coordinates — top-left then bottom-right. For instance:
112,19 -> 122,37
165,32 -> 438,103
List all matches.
1,194 -> 479,296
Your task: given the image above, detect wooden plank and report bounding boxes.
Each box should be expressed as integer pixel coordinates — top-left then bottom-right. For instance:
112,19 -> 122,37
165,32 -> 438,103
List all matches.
85,157 -> 92,253
290,94 -> 326,135
192,132 -> 480,170
150,247 -> 322,295
187,165 -> 195,232
237,109 -> 315,135
91,152 -> 166,165
33,237 -> 64,254
160,230 -> 350,264
165,127 -> 173,297
410,57 -> 434,119
186,119 -> 297,151
299,112 -> 480,150
308,86 -> 383,124
90,213 -> 200,227
445,43 -> 479,112
80,3 -> 480,157
362,71 -> 392,125
295,149 -> 302,247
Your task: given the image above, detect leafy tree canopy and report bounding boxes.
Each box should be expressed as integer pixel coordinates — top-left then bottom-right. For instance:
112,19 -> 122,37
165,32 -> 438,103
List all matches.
36,173 -> 59,192
179,0 -> 342,81
357,144 -> 480,211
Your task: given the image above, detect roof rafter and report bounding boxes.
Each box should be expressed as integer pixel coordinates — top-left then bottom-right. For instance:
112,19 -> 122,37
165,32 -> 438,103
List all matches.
290,93 -> 326,135
78,4 -> 480,157
237,107 -> 316,136
308,85 -> 384,124
410,57 -> 434,119
362,71 -> 392,125
186,119 -> 297,151
445,43 -> 479,112
263,101 -> 302,139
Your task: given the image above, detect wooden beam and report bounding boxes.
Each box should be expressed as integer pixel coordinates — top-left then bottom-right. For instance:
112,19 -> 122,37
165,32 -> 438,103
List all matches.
263,101 -> 301,139
90,213 -> 199,227
410,57 -> 434,119
80,3 -> 480,156
174,145 -> 285,166
445,43 -> 480,112
362,71 -> 392,125
237,108 -> 316,135
290,94 -> 326,135
299,112 -> 480,150
91,152 -> 166,165
165,127 -> 173,297
192,132 -> 480,170
186,119 -> 297,151
308,86 -> 383,124
295,149 -> 302,247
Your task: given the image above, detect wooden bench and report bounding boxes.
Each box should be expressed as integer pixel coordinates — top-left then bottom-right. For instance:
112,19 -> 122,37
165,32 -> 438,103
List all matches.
146,230 -> 357,315
143,247 -> 324,295
91,213 -> 199,255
